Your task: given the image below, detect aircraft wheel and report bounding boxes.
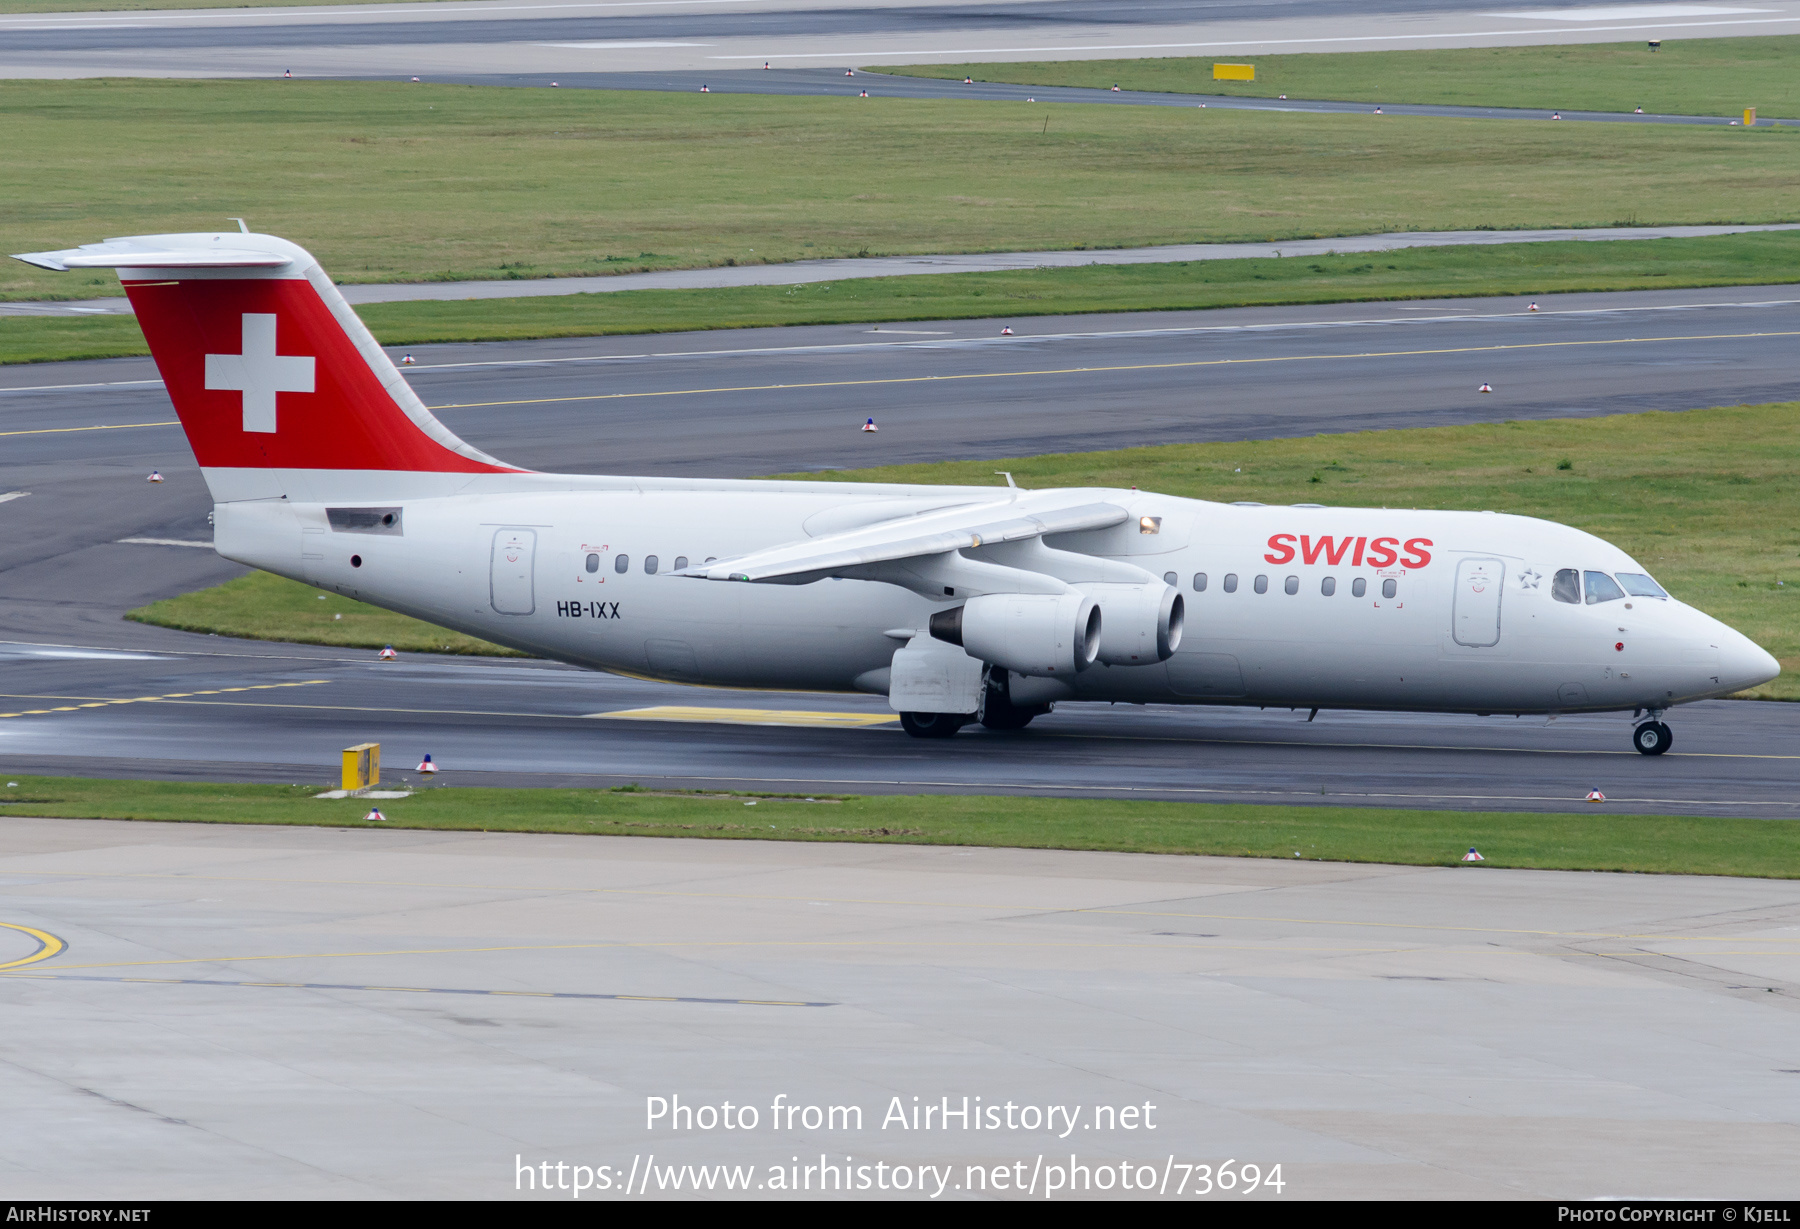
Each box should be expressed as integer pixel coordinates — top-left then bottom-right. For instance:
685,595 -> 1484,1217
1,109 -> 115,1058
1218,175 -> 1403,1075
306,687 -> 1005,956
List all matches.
899,711 -> 966,739
1632,721 -> 1673,756
980,704 -> 1047,730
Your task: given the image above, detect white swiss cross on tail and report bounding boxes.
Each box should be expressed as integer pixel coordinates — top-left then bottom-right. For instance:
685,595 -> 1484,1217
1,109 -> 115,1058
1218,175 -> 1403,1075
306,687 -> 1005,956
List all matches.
204,313 -> 315,434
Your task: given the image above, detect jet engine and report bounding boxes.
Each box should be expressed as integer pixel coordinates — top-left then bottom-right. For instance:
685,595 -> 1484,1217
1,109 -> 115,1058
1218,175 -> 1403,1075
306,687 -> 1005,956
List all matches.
930,591 -> 1101,676
1081,582 -> 1184,665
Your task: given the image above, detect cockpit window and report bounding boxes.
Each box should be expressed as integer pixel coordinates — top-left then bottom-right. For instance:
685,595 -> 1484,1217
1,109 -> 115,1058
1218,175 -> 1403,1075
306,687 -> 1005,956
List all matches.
1615,572 -> 1668,599
1584,571 -> 1626,604
1552,568 -> 1581,604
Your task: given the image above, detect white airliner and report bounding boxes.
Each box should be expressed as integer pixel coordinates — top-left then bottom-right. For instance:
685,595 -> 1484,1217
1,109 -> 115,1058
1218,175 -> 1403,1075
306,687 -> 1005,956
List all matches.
17,231 -> 1779,753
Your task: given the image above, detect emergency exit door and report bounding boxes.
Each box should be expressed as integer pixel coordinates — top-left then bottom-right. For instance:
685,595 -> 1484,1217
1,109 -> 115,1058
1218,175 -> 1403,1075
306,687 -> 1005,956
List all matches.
490,528 -> 536,615
1452,557 -> 1504,647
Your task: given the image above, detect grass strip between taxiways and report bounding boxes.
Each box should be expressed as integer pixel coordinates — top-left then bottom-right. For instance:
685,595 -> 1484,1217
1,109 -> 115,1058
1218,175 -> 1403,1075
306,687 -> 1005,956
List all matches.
9,231 -> 1800,365
127,400 -> 1798,698
6,77 -> 1800,307
0,777 -> 1796,877
880,34 -> 1800,121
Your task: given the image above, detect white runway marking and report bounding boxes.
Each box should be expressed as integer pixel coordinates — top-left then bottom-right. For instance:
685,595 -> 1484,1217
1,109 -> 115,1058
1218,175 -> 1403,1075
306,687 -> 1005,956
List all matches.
116,538 -> 214,549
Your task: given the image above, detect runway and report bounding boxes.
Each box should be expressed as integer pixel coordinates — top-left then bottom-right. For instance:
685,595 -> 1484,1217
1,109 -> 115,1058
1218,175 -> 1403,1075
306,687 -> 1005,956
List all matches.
3,817 -> 1798,1198
1,284 -> 1797,807
7,0 -> 1800,80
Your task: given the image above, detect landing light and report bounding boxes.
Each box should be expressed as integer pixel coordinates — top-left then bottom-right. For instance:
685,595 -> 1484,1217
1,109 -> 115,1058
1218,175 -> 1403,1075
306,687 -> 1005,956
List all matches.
1139,516 -> 1162,535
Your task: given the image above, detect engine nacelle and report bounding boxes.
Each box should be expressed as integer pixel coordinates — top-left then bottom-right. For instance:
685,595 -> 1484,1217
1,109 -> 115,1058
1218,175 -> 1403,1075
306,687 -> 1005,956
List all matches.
1082,582 -> 1184,665
930,591 -> 1101,676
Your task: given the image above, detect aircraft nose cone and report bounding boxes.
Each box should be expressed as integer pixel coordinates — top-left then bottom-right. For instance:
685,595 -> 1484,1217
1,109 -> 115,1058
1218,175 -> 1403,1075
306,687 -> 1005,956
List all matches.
1720,631 -> 1781,693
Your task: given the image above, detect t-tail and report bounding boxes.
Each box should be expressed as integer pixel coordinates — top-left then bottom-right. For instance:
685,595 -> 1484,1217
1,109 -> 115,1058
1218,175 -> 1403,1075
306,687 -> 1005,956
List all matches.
13,231 -> 526,504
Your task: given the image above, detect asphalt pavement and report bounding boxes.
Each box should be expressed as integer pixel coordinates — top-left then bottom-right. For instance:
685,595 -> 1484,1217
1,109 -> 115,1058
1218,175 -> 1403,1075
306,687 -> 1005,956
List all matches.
7,0 -> 1800,79
2,284 -> 1796,808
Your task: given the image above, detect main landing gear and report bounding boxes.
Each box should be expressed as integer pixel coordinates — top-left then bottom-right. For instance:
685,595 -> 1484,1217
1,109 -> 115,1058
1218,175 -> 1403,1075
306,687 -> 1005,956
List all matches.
1632,710 -> 1673,756
897,668 -> 1053,739
898,711 -> 966,739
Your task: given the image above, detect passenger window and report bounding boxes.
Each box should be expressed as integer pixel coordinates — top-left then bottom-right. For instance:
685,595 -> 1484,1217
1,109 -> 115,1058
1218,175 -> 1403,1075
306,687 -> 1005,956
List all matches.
1552,568 -> 1580,604
584,553 -> 599,574
674,556 -> 688,571
1223,573 -> 1238,593
1352,578 -> 1367,598
614,554 -> 629,574
1193,573 -> 1207,592
1164,571 -> 1178,586
1615,572 -> 1668,599
1284,575 -> 1299,595
645,555 -> 659,575
1584,571 -> 1625,604
1382,578 -> 1397,599
1321,576 -> 1336,597
1253,574 -> 1269,594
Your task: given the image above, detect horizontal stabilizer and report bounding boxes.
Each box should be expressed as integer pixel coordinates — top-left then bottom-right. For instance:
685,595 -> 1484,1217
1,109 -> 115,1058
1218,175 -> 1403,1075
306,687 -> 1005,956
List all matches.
12,237 -> 293,272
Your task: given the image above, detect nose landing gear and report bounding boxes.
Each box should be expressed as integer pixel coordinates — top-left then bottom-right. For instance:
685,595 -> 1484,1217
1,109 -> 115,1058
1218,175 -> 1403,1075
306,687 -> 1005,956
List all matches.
1632,711 -> 1673,756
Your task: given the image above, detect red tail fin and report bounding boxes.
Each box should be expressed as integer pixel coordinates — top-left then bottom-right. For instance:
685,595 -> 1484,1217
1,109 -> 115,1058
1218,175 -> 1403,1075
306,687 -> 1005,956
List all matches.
14,232 -> 521,500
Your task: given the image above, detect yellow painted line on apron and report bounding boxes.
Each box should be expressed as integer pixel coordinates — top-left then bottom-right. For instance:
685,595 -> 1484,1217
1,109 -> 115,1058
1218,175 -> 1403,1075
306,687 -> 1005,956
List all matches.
591,705 -> 899,729
0,922 -> 66,971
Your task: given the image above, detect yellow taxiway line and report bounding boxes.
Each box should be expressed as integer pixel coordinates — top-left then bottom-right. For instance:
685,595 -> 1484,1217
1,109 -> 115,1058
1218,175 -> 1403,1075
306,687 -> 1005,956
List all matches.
0,922 -> 67,971
593,705 -> 898,729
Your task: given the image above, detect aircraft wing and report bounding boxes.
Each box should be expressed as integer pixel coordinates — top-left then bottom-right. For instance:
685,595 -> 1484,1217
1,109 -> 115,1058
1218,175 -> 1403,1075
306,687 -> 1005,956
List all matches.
692,495 -> 1129,583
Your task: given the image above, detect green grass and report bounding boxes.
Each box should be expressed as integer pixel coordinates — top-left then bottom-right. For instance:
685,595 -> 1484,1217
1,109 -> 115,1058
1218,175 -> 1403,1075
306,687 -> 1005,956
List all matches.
0,776 -> 1795,876
132,402 -> 1797,697
5,78 -> 1800,306
773,401 -> 1800,700
10,230 -> 1800,364
126,571 -> 523,657
882,34 -> 1800,118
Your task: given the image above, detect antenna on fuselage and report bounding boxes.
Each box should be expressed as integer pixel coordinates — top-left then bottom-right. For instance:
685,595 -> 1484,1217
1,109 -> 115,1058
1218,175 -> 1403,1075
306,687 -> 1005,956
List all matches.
227,218 -> 249,234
